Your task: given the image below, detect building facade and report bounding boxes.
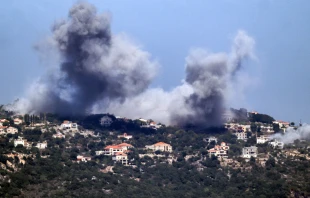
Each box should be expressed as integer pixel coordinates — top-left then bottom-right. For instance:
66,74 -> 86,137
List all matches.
145,142 -> 172,152
242,146 -> 258,158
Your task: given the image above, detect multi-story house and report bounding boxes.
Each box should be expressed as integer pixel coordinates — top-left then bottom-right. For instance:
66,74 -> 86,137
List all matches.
60,120 -> 78,132
242,146 -> 258,158
14,118 -> 23,125
36,141 -> 47,149
112,152 -> 128,165
145,142 -> 172,152
257,135 -> 270,144
234,132 -> 248,141
208,142 -> 230,158
97,143 -> 134,156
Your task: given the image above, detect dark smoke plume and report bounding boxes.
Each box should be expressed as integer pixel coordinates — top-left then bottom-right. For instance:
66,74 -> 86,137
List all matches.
9,2 -> 256,127
105,30 -> 256,127
11,2 -> 157,115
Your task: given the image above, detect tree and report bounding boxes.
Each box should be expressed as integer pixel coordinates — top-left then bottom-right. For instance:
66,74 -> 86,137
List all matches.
290,122 -> 295,126
273,124 -> 280,133
249,113 -> 275,124
2,121 -> 9,127
250,124 -> 257,133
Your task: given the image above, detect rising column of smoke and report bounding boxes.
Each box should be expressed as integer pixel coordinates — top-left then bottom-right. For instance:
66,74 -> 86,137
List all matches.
104,30 -> 256,127
171,50 -> 229,127
8,2 -> 158,115
270,124 -> 310,144
7,1 -> 256,128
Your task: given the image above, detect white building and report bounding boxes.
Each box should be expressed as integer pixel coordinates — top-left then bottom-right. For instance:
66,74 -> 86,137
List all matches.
257,135 -> 270,144
77,155 -> 91,162
117,133 -> 133,140
97,143 -> 134,156
112,152 -> 128,165
260,125 -> 274,133
36,141 -> 47,149
205,136 -> 218,143
269,139 -> 284,149
6,127 -> 18,134
138,118 -> 148,124
53,132 -> 65,139
145,142 -> 172,152
100,116 -> 113,127
14,118 -> 23,125
234,132 -> 248,141
242,146 -> 258,158
273,121 -> 290,128
60,120 -> 78,132
208,142 -> 230,158
14,137 -> 27,147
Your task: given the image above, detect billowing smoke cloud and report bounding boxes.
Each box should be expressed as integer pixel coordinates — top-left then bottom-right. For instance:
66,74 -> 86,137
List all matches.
270,124 -> 310,144
104,30 -> 256,127
9,2 -> 158,115
9,2 -> 256,127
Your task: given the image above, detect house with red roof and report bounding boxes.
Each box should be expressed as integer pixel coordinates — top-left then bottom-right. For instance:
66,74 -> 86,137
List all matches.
112,152 -> 128,165
208,142 -> 230,158
77,155 -> 92,162
96,143 -> 134,156
14,118 -> 23,125
145,142 -> 172,152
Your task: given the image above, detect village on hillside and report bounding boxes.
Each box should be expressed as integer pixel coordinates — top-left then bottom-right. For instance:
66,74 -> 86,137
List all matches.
0,108 -> 307,171
0,107 -> 310,197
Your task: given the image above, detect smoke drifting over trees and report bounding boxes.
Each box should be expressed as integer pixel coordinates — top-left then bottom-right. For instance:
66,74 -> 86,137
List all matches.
9,2 -> 256,127
271,124 -> 310,144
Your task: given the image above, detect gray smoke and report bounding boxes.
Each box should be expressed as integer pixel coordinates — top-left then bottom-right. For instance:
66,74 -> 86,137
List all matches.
103,30 -> 256,127
10,2 -> 157,115
9,2 -> 256,127
270,124 -> 310,144
171,51 -> 228,127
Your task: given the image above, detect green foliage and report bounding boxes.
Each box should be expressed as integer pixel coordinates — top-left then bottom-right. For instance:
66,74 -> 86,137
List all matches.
249,113 -> 275,124
23,128 -> 42,142
273,123 -> 280,132
0,112 -> 310,197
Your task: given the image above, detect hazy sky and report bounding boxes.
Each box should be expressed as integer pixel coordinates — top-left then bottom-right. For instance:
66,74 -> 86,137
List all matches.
1,0 -> 310,123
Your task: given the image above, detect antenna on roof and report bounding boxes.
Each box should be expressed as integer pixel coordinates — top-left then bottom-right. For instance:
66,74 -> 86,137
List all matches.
299,119 -> 302,127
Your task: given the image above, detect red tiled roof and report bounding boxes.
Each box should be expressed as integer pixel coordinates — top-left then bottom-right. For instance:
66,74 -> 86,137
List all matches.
104,145 -> 122,150
118,143 -> 133,147
154,142 -> 170,146
115,152 -> 127,156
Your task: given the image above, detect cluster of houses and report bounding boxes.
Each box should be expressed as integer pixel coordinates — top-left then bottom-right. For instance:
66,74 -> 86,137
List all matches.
206,134 -> 284,161
93,134 -> 173,165
0,119 -> 19,135
14,136 -> 47,150
0,114 -> 292,169
225,121 -> 293,143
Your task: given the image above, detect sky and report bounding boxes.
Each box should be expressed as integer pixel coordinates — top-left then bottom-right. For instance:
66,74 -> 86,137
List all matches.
0,0 -> 310,123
